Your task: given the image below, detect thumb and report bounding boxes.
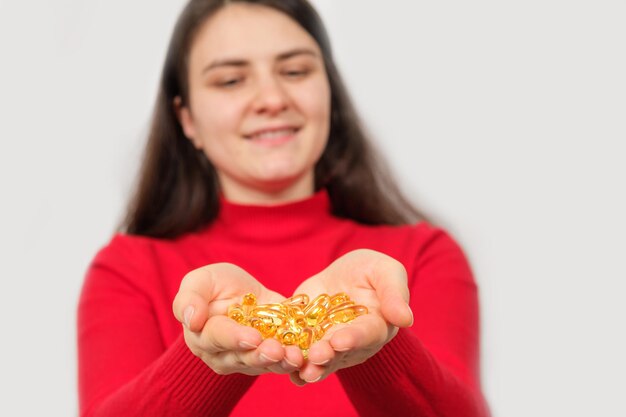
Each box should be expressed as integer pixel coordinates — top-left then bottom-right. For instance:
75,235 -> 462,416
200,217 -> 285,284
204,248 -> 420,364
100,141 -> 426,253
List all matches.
172,266 -> 222,332
368,255 -> 413,328
173,290 -> 211,333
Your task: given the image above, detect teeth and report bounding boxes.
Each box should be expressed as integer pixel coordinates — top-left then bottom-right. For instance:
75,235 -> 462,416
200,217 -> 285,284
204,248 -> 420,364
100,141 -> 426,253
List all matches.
252,128 -> 295,140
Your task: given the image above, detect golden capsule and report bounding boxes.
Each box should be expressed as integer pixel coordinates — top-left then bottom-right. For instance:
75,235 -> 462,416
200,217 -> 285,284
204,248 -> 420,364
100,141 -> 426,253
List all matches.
261,323 -> 277,338
286,306 -> 307,328
241,293 -> 257,315
327,300 -> 355,315
303,294 -> 330,327
314,319 -> 334,340
298,327 -> 314,350
282,294 -> 309,307
352,305 -> 368,316
329,292 -> 350,306
242,293 -> 256,305
327,303 -> 368,324
327,308 -> 357,324
278,328 -> 298,345
306,294 -> 331,311
252,307 -> 286,326
257,303 -> 288,314
227,304 -> 247,324
249,317 -> 265,332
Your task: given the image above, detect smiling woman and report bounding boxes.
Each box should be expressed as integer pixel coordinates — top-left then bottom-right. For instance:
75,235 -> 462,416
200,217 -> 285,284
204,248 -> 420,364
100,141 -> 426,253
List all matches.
77,1 -> 490,416
175,5 -> 331,203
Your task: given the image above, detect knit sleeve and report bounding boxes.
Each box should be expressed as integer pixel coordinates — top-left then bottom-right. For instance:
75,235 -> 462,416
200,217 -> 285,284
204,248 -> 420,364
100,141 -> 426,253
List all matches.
77,235 -> 255,417
336,227 -> 490,417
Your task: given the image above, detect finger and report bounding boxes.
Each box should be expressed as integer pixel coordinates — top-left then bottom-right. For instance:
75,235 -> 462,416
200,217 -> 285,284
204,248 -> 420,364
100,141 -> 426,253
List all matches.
306,339 -> 335,366
367,253 -> 413,328
266,344 -> 306,374
296,340 -> 336,383
298,362 -> 332,384
283,345 -> 305,370
173,288 -> 211,332
252,337 -> 285,366
289,371 -> 307,387
193,315 -> 263,353
229,338 -> 291,374
173,263 -> 263,331
328,314 -> 389,352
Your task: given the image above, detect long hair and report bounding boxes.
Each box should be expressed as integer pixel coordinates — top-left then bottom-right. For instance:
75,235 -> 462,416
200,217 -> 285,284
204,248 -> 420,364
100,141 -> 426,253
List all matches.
122,0 -> 428,238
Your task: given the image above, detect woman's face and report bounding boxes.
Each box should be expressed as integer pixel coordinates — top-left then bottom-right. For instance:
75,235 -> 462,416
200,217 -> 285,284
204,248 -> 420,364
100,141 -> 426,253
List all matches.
177,3 -> 331,204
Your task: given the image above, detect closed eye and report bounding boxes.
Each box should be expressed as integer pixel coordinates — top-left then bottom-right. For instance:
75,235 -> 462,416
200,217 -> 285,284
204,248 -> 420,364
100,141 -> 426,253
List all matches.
282,69 -> 310,78
217,77 -> 244,88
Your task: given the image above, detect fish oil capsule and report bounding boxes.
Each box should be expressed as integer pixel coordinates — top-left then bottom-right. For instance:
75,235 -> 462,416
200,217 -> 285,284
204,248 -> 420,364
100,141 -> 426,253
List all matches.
249,317 -> 266,333
252,307 -> 286,326
287,306 -> 307,328
241,293 -> 257,315
257,303 -> 288,314
327,303 -> 368,324
277,327 -> 298,345
352,305 -> 368,317
242,293 -> 256,306
314,319 -> 334,340
303,294 -> 330,327
298,327 -> 314,350
227,305 -> 247,324
249,317 -> 276,338
282,294 -> 309,307
327,308 -> 357,324
329,293 -> 350,306
326,300 -> 355,315
261,323 -> 277,338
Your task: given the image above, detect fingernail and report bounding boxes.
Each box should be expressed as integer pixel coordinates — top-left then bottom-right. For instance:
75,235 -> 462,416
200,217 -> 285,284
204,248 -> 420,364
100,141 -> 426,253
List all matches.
305,375 -> 322,383
183,306 -> 194,328
239,341 -> 258,349
284,358 -> 299,368
407,304 -> 414,326
310,358 -> 330,365
259,353 -> 279,363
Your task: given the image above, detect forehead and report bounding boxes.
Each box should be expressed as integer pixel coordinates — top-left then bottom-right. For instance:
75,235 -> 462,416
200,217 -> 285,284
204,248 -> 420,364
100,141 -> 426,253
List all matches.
190,4 -> 320,64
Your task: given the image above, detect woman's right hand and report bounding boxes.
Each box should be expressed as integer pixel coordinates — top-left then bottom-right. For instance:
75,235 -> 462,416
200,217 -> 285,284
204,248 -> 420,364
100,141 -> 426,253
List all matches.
172,263 -> 304,376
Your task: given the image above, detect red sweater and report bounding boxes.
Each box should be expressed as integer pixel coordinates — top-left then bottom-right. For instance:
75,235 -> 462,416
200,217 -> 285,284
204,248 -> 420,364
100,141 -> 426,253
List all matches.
78,190 -> 489,417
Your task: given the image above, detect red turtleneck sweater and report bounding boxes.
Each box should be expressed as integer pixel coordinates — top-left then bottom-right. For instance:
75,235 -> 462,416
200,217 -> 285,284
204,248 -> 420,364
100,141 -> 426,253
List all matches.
77,191 -> 489,417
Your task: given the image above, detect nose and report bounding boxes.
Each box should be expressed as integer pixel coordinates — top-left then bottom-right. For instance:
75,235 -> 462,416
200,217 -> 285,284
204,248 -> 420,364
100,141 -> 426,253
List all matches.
251,76 -> 289,116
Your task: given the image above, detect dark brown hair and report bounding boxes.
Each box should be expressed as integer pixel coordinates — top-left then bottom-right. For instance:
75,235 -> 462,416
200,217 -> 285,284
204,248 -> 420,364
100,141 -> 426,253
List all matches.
122,0 -> 428,238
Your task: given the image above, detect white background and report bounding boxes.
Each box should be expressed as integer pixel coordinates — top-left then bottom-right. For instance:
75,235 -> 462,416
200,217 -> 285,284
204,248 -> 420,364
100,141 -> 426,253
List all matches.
1,0 -> 624,415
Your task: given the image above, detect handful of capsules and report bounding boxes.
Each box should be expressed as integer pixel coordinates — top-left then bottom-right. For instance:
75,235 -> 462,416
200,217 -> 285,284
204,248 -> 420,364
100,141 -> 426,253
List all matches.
227,293 -> 368,356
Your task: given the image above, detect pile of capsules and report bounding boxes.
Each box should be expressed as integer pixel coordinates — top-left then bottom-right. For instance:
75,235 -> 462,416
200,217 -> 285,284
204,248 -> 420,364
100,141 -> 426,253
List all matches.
227,293 -> 368,356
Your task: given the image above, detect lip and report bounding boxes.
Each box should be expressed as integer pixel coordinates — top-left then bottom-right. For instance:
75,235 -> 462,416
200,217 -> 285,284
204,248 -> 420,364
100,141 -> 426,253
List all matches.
244,125 -> 301,139
243,125 -> 301,146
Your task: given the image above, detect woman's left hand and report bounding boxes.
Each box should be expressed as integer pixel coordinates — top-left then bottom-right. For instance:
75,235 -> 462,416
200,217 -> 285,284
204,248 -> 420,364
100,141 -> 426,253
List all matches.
289,249 -> 414,385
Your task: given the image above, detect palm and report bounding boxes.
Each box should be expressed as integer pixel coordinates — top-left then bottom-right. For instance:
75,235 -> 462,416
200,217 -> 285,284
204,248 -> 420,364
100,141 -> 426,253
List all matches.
288,250 -> 413,385
203,264 -> 286,318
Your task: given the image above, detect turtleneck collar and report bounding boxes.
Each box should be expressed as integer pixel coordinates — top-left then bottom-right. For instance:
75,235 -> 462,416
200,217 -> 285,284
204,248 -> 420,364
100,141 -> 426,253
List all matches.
210,189 -> 336,243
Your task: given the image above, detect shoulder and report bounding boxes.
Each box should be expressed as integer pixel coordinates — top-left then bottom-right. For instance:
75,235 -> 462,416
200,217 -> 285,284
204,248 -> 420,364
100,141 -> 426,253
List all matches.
91,233 -> 158,273
346,220 -> 462,256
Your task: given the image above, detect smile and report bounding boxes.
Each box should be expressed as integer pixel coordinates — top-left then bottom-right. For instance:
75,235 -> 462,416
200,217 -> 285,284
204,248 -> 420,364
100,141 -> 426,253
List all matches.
245,126 -> 301,143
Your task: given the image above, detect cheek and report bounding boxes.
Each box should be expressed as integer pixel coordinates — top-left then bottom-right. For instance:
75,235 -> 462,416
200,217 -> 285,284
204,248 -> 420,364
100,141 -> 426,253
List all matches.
193,96 -> 245,143
298,82 -> 332,132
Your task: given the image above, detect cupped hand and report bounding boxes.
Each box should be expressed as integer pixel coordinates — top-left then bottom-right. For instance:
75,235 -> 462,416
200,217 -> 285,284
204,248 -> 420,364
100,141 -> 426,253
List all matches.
289,249 -> 414,385
172,263 -> 305,376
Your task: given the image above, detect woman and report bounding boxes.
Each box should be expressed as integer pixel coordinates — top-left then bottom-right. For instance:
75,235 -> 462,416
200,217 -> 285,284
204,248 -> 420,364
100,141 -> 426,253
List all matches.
77,1 -> 490,416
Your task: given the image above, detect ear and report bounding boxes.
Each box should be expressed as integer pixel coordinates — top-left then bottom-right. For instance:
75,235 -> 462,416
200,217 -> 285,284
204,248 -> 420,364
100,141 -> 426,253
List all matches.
173,96 -> 203,150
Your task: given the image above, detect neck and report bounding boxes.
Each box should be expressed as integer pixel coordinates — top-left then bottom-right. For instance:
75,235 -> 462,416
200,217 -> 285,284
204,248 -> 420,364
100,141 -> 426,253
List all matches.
211,189 -> 338,244
218,172 -> 315,205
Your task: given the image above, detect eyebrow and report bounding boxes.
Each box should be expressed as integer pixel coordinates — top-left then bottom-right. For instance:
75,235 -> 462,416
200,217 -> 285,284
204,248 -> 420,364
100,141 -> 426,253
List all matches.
201,48 -> 319,74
